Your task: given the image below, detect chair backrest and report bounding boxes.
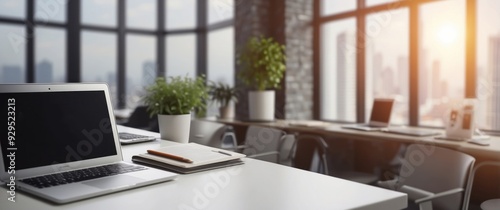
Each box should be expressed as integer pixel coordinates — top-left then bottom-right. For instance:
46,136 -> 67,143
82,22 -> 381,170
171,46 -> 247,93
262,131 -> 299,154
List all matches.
399,144 -> 475,210
189,120 -> 229,148
243,125 -> 285,163
123,106 -> 158,132
292,134 -> 329,174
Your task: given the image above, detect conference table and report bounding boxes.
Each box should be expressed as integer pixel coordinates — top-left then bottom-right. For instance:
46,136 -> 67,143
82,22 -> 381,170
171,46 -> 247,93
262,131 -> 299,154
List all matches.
207,118 -> 500,160
0,125 -> 407,210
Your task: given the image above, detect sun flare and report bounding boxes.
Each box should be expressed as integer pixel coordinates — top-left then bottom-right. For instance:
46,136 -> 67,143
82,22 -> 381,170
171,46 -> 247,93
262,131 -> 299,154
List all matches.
437,25 -> 458,44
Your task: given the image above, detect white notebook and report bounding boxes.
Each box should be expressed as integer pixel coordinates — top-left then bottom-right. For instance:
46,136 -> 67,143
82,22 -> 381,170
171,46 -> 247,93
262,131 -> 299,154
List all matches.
134,143 -> 245,168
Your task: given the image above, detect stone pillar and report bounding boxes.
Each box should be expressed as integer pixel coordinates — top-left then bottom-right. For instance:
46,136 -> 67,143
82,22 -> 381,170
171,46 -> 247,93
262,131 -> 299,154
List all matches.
234,0 -> 313,120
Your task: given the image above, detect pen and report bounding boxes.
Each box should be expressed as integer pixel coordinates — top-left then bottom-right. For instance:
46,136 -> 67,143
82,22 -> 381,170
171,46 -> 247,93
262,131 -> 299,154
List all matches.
213,150 -> 232,156
147,150 -> 193,163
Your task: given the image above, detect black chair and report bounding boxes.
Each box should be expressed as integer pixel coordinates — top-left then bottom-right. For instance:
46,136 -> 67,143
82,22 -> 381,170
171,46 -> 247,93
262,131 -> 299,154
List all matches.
121,106 -> 159,132
292,134 -> 379,184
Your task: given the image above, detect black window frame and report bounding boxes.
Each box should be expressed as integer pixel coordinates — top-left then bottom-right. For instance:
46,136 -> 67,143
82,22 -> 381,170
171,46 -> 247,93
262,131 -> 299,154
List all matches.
0,0 -> 234,109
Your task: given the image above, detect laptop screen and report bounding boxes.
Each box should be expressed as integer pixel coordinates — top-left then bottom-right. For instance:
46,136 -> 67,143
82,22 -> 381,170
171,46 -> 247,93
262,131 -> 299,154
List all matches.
0,91 -> 117,172
369,99 -> 394,123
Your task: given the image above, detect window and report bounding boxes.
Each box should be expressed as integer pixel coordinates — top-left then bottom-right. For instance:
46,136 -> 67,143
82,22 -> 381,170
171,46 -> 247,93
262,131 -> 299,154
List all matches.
366,0 -> 399,7
317,0 -> 488,129
81,31 -> 117,105
365,8 -> 409,125
126,35 -> 156,108
476,0 -> 500,130
35,0 -> 67,23
322,0 -> 356,16
126,0 -> 157,30
166,0 -> 196,30
207,27 -> 235,117
0,0 -> 25,19
166,34 -> 196,78
35,27 -> 66,83
419,0 -> 465,127
82,0 -> 117,27
0,25 -> 25,83
321,19 -> 356,122
0,1 -> 235,111
208,0 -> 234,24
208,27 -> 234,86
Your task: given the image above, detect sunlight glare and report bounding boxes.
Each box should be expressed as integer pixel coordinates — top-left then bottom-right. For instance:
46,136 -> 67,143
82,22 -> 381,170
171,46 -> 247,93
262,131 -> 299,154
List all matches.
438,25 -> 458,44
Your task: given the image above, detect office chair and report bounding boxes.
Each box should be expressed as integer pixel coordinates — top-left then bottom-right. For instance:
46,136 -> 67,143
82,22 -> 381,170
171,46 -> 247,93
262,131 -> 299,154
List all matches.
229,125 -> 292,164
292,134 -> 379,184
465,161 -> 500,210
189,119 -> 237,149
121,106 -> 159,132
378,144 -> 475,210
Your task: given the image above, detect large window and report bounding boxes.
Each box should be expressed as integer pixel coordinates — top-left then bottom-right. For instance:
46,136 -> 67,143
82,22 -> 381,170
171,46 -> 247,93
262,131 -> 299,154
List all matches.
476,0 -> 500,131
365,8 -> 409,125
166,34 -> 196,78
419,0 -> 465,127
0,0 -> 235,111
126,34 -> 156,107
0,0 -> 25,18
81,31 -> 117,105
321,19 -> 356,122
35,27 -> 66,83
0,25 -> 25,83
81,0 -> 117,27
317,0 -> 494,130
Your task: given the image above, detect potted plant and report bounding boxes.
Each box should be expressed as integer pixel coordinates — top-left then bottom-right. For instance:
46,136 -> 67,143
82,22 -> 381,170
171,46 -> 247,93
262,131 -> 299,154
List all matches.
238,36 -> 286,121
209,81 -> 238,119
143,76 -> 208,143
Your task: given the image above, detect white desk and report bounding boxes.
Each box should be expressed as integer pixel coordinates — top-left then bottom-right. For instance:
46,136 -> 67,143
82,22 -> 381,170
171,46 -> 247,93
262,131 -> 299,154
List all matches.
0,126 -> 407,210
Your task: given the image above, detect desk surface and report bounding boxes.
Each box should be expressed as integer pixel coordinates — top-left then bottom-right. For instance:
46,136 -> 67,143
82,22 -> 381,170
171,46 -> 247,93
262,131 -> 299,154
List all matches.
210,118 -> 500,160
0,125 -> 407,210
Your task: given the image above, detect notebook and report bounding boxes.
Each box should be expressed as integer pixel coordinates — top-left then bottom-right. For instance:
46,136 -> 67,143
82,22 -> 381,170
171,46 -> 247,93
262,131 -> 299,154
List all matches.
342,98 -> 395,131
0,84 -> 177,204
132,143 -> 245,174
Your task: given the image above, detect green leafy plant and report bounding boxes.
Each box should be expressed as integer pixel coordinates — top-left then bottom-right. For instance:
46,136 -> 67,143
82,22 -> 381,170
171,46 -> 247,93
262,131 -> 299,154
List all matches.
143,76 -> 208,116
238,36 -> 286,91
208,81 -> 238,108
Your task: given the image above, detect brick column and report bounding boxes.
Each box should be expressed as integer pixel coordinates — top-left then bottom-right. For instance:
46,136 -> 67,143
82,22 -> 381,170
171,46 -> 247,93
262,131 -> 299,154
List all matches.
234,0 -> 313,120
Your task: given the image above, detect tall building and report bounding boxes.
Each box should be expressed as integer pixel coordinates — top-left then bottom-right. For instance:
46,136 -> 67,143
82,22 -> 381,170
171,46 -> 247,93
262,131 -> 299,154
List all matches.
418,20 -> 429,106
397,56 -> 409,96
382,67 -> 395,95
432,60 -> 441,99
336,32 -> 356,121
143,61 -> 156,87
488,35 -> 500,129
107,72 -> 116,87
1,65 -> 22,83
36,60 -> 53,83
373,52 -> 383,95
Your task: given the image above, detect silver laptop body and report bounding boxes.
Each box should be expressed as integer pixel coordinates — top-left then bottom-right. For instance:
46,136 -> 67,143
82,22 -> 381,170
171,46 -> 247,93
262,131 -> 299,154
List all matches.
342,98 -> 395,131
0,84 -> 177,204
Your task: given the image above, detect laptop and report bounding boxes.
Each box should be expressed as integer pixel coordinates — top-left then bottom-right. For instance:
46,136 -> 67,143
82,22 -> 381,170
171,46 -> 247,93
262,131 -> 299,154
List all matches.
342,98 -> 395,131
119,132 -> 156,144
0,84 -> 177,204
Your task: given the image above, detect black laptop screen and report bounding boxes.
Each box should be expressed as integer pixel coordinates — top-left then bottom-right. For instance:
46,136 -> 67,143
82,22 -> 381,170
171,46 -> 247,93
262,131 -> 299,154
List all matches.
369,99 -> 394,123
0,91 -> 117,171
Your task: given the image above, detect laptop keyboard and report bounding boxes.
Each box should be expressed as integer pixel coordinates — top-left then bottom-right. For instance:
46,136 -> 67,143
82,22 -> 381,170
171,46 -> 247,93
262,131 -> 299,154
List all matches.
20,163 -> 147,189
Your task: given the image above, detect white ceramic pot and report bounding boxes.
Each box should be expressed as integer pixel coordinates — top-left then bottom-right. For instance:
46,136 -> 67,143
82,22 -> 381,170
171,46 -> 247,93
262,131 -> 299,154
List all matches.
157,113 -> 191,143
219,104 -> 234,119
248,90 -> 275,121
